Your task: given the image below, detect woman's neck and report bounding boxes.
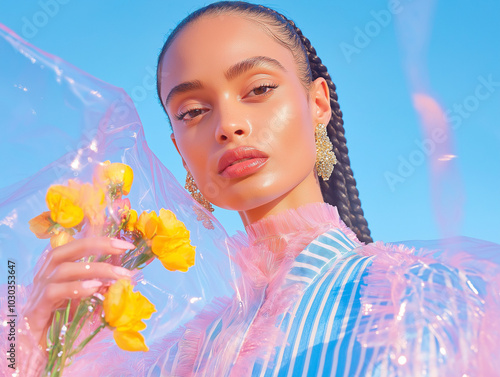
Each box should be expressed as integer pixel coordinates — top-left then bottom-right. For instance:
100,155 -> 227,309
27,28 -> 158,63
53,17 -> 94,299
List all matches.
238,170 -> 324,228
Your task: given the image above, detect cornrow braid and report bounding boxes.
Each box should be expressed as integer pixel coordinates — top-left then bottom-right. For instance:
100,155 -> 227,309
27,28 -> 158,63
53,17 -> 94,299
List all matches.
279,15 -> 373,243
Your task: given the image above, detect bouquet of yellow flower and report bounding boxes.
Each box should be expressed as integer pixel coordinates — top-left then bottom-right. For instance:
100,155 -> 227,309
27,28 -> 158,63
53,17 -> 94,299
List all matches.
28,161 -> 196,377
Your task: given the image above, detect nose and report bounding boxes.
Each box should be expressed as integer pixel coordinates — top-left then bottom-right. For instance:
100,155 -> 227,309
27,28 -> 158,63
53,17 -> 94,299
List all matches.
214,104 -> 250,143
216,124 -> 246,143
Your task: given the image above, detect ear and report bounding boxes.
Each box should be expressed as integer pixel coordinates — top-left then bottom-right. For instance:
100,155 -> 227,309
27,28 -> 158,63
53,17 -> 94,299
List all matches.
309,77 -> 332,126
170,133 -> 188,170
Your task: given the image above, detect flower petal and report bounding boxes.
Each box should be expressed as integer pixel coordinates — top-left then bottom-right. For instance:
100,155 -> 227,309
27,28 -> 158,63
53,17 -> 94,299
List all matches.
94,161 -> 134,195
46,185 -> 84,228
136,210 -> 158,239
50,232 -> 74,248
156,242 -> 196,272
28,211 -> 53,239
103,279 -> 157,350
125,209 -> 138,232
157,208 -> 189,239
113,330 -> 148,352
103,279 -> 129,325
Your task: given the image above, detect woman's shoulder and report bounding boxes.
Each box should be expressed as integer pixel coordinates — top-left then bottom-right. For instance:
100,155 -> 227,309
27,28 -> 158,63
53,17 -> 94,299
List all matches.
350,236 -> 500,375
279,232 -> 500,375
305,233 -> 500,375
348,234 -> 497,269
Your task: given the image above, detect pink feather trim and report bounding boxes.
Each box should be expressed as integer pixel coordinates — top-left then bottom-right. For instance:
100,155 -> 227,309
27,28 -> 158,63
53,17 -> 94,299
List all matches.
357,239 -> 500,376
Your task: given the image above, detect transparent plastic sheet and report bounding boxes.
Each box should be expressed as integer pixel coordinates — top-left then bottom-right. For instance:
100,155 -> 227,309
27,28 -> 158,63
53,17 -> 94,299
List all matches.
0,24 -> 243,376
1,22 -> 500,377
357,237 -> 500,376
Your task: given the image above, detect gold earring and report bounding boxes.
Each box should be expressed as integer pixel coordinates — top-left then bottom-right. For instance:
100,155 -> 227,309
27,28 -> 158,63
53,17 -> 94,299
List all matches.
315,123 -> 337,181
185,171 -> 214,213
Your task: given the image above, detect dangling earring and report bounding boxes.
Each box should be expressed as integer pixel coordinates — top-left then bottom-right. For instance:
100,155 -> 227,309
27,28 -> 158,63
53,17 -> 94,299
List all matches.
185,171 -> 215,230
315,123 -> 337,181
185,171 -> 214,212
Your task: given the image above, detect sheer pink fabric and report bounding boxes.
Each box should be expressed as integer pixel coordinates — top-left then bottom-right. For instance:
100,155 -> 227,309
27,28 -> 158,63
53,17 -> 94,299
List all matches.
358,239 -> 500,376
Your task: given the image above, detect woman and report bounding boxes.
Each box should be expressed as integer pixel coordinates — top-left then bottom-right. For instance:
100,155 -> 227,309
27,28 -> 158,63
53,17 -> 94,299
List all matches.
5,1 -> 500,376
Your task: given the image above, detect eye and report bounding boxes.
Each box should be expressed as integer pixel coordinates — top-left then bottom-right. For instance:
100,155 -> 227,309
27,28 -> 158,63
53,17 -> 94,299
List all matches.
175,107 -> 207,122
246,83 -> 279,98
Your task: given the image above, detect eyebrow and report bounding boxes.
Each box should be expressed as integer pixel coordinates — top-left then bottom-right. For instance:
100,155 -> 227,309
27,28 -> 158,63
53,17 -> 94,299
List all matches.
164,56 -> 286,106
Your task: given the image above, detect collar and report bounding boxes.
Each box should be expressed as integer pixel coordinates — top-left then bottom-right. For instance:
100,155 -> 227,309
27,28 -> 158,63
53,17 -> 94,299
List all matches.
244,201 -> 359,250
229,202 -> 362,287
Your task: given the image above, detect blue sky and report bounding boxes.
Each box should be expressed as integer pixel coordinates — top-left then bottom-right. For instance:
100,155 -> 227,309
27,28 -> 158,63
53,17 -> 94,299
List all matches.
1,0 -> 499,243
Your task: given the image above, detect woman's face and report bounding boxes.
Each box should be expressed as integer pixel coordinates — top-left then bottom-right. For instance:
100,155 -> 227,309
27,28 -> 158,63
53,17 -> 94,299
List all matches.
159,14 -> 331,211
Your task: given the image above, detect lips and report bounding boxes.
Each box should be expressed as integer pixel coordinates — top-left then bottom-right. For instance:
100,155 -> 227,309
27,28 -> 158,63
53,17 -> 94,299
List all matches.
218,146 -> 269,174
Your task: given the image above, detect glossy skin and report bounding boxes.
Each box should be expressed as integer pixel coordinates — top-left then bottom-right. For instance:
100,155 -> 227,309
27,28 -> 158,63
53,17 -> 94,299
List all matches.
159,14 -> 332,226
23,12 -> 333,354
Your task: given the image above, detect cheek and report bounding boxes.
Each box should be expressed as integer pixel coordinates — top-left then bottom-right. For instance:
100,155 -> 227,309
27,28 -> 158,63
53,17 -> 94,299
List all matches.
263,102 -> 316,163
175,129 -> 211,172
176,130 -> 224,202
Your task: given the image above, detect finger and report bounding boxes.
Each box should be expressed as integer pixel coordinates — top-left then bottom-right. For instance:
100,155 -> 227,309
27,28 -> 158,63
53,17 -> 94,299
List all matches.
47,237 -> 135,268
25,280 -> 105,335
35,237 -> 133,282
44,280 -> 104,308
47,262 -> 134,283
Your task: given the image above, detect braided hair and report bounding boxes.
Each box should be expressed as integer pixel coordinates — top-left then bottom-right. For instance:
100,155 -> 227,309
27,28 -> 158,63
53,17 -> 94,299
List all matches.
156,1 -> 373,243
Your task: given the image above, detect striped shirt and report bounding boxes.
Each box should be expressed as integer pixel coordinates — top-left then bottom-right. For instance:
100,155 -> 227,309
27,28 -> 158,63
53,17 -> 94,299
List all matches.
249,228 -> 374,377
147,227 -> 377,376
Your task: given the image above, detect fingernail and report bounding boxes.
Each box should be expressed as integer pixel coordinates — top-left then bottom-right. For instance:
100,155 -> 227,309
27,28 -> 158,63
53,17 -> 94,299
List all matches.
113,266 -> 134,277
82,280 -> 103,289
110,238 -> 136,250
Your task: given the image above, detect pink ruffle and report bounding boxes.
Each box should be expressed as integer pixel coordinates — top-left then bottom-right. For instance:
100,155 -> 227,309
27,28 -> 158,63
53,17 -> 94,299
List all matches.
357,239 -> 500,376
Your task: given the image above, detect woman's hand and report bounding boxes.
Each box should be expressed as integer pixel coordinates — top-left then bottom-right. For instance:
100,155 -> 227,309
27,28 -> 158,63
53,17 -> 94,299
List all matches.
22,237 -> 136,349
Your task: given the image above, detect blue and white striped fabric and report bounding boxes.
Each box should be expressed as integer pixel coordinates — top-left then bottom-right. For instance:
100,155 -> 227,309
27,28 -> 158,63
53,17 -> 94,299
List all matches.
249,228 -> 375,377
146,227 -> 376,377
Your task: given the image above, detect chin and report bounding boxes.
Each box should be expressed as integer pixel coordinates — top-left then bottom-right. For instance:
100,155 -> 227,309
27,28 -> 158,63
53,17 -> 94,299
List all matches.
211,185 -> 289,212
207,169 -> 306,212
213,195 -> 270,212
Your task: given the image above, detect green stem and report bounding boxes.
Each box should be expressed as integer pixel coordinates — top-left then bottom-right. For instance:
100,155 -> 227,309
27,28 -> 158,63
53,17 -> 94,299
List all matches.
58,300 -> 89,375
69,323 -> 106,357
44,299 -> 72,376
120,240 -> 149,269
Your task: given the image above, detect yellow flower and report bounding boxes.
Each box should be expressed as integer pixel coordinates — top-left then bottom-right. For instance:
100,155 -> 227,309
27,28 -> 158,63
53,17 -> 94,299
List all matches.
134,209 -> 195,271
94,160 -> 134,195
46,185 -> 84,228
136,210 -> 159,239
152,239 -> 195,272
69,180 -> 106,226
50,231 -> 74,248
151,209 -> 195,272
103,279 -> 156,352
156,209 -> 190,239
28,211 -> 53,239
125,209 -> 138,232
